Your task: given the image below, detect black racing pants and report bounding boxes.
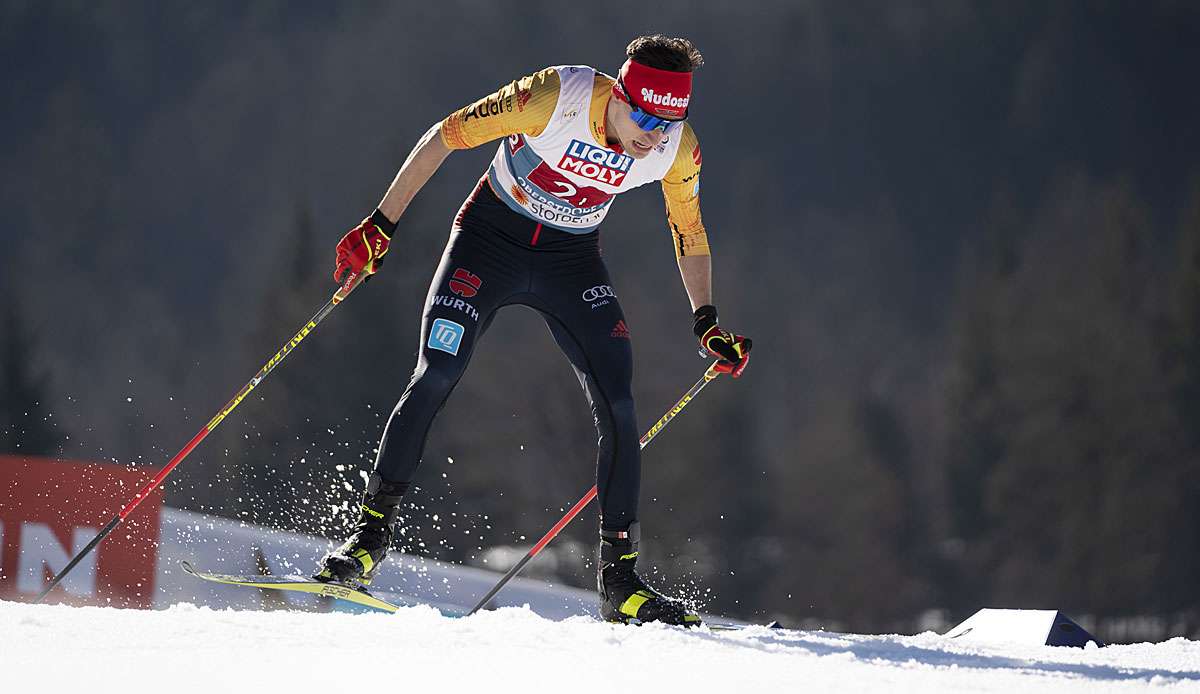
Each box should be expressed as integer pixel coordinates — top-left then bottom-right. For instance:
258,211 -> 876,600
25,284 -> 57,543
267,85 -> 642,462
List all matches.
372,179 -> 640,531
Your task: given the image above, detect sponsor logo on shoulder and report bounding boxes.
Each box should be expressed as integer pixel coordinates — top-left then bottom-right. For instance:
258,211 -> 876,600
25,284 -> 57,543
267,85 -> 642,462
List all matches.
464,93 -> 514,121
611,319 -> 631,339
558,140 -> 632,186
428,318 -> 465,356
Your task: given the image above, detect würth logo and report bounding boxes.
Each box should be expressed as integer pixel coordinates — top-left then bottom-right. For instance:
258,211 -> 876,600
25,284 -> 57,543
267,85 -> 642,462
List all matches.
448,268 -> 482,298
611,320 -> 631,339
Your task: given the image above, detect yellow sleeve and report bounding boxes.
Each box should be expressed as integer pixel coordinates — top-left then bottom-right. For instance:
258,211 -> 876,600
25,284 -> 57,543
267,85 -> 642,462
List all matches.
661,123 -> 710,257
439,68 -> 561,150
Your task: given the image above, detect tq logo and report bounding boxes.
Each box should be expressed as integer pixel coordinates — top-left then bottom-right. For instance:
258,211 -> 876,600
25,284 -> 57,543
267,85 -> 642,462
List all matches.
428,318 -> 465,356
449,268 -> 482,298
581,285 -> 616,302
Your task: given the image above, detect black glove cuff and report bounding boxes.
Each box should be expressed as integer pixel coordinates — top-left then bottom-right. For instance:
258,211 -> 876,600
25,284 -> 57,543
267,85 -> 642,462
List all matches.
369,208 -> 398,237
693,304 -> 718,338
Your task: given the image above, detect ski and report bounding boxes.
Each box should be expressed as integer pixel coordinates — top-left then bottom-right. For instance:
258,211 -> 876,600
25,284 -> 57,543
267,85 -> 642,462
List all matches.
181,560 -> 785,630
707,620 -> 783,632
179,560 -> 400,613
589,618 -> 782,631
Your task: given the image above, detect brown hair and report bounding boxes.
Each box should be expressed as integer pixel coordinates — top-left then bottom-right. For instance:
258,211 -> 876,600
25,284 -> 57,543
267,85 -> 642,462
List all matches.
626,34 -> 704,73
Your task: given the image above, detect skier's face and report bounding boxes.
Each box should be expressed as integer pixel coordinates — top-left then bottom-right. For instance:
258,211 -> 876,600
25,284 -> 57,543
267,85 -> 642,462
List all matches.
607,94 -> 669,159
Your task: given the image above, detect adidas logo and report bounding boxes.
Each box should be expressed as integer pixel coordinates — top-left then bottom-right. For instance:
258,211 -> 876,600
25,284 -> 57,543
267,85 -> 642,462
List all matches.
611,320 -> 630,339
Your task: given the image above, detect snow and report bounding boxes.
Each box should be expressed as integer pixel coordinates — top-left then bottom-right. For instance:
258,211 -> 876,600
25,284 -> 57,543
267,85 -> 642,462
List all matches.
2,601 -> 1198,693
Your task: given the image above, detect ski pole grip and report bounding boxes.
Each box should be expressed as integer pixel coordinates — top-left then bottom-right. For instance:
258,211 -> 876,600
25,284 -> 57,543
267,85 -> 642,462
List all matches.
333,269 -> 368,304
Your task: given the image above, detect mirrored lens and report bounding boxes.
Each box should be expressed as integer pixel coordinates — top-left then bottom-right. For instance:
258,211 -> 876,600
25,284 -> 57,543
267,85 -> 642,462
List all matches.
630,107 -> 681,133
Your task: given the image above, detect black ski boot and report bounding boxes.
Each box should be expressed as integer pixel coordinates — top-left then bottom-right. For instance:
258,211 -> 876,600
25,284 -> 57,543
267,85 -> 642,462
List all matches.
597,523 -> 701,627
314,473 -> 407,586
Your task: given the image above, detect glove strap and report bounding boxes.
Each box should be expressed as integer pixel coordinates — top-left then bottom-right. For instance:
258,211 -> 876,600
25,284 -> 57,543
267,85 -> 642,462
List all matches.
368,208 -> 397,238
692,304 -> 718,339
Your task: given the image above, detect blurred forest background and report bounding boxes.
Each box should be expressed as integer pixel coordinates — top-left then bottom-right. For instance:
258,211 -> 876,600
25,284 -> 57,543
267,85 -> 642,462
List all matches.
2,1 -> 1199,640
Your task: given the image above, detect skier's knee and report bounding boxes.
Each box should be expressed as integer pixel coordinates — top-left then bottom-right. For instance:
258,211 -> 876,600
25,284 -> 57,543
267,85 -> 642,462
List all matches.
398,360 -> 460,409
605,395 -> 638,434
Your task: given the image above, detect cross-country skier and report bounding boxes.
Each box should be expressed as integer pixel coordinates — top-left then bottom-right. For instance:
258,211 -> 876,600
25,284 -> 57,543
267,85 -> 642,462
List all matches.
316,34 -> 752,626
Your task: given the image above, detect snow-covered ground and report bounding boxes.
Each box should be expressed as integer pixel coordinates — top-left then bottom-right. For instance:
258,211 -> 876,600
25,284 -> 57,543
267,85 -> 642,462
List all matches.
3,600 -> 1198,693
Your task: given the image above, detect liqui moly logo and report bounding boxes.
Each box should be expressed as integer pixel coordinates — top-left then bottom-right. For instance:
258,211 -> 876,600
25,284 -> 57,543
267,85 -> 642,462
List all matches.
640,88 -> 690,110
558,140 -> 632,186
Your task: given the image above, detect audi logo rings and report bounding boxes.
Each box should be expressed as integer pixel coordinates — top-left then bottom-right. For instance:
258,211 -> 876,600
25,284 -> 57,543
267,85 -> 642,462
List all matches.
581,285 -> 616,302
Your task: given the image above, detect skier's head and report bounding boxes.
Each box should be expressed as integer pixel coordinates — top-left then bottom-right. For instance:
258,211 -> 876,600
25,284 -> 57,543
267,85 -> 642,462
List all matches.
608,34 -> 702,159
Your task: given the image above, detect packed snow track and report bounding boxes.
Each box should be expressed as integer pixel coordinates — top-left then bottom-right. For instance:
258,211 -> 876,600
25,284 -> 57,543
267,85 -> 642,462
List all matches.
3,601 -> 1198,692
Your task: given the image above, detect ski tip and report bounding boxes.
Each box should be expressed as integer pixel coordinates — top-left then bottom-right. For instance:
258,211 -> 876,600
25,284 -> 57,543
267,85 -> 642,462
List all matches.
707,620 -> 785,632
179,560 -> 196,574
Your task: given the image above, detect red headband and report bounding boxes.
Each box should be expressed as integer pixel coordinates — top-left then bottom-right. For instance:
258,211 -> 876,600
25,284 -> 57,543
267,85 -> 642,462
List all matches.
617,59 -> 692,119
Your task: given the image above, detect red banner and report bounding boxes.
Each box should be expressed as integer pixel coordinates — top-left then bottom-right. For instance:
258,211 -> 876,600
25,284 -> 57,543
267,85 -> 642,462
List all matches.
0,455 -> 163,608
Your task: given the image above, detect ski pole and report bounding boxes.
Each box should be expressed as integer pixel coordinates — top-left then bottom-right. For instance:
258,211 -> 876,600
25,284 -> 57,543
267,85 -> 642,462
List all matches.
34,273 -> 368,603
467,361 -> 723,615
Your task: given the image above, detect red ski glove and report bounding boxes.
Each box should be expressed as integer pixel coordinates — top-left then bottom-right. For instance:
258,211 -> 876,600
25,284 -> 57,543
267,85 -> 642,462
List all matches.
693,305 -> 752,378
333,209 -> 396,286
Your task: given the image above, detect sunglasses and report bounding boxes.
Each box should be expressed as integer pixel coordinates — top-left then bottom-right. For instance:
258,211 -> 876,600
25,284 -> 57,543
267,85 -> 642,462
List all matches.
617,80 -> 686,134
